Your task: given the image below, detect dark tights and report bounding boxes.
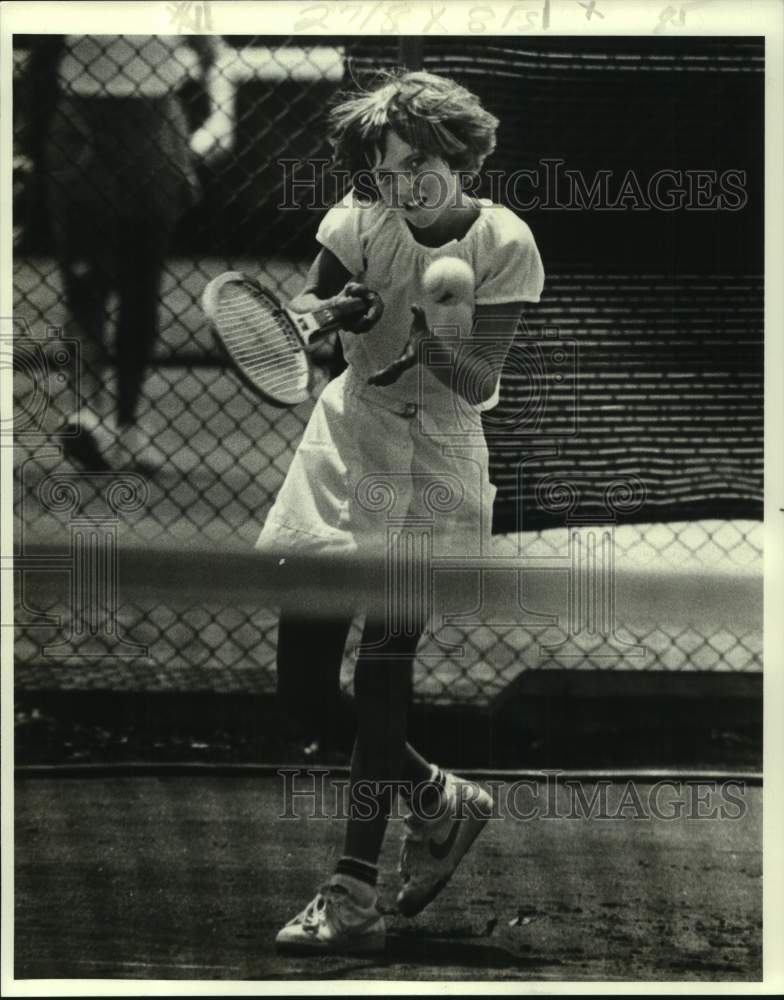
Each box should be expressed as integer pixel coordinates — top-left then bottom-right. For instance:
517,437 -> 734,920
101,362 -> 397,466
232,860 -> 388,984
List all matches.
276,608 -> 434,866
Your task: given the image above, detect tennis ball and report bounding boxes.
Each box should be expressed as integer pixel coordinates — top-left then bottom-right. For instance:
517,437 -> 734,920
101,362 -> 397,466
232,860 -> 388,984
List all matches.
422,257 -> 475,305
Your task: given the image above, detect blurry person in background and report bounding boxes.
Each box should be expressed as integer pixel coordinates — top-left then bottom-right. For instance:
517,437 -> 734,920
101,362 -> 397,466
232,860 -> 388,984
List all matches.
19,34 -> 235,471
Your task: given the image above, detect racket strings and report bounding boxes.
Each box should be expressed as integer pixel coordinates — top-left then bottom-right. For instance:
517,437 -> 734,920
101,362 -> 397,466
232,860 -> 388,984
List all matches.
218,296 -> 297,359
215,285 -> 310,399
216,311 -> 298,352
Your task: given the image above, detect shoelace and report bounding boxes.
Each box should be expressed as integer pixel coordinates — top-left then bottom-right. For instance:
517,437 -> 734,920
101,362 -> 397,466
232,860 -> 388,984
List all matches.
300,884 -> 349,931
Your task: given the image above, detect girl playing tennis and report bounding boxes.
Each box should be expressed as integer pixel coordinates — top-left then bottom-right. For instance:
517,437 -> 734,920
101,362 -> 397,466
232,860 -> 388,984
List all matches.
257,70 -> 544,953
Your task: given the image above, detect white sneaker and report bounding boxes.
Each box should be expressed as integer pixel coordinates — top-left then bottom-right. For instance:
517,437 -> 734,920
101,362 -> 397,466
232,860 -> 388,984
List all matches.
275,883 -> 386,955
396,773 -> 493,917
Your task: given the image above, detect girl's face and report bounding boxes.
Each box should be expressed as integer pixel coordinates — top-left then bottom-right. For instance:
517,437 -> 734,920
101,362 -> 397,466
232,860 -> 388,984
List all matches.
370,131 -> 459,230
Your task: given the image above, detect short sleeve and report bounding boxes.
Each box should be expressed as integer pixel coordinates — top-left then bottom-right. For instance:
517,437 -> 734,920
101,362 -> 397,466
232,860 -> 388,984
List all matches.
475,208 -> 545,306
316,191 -> 366,276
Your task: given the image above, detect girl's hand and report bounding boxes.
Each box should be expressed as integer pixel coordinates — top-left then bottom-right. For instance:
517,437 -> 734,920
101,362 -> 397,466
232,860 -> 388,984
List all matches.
367,305 -> 429,386
333,282 -> 384,333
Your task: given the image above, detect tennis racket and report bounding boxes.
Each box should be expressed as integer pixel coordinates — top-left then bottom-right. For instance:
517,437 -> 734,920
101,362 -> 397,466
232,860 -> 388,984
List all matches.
202,271 -> 370,406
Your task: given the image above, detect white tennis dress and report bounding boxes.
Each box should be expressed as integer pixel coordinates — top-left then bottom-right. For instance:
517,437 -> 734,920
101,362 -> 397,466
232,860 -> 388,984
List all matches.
256,192 -> 544,566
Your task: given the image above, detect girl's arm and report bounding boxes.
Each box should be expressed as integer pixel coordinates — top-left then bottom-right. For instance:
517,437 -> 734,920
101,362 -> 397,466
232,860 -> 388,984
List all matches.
289,246 -> 352,311
289,247 -> 383,333
434,301 -> 523,406
371,301 -> 524,406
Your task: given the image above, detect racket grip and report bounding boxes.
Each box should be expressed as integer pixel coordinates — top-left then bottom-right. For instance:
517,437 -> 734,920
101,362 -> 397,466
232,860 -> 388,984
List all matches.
312,296 -> 368,332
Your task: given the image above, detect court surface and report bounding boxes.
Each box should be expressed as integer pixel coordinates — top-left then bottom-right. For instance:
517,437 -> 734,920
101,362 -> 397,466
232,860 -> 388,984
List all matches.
15,773 -> 761,982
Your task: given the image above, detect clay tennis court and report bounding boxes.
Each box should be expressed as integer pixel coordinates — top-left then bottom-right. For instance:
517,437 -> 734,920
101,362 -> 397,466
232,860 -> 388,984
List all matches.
15,771 -> 761,982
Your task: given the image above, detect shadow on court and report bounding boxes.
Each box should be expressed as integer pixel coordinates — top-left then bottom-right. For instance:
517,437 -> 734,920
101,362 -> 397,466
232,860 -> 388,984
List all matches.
15,774 -> 761,982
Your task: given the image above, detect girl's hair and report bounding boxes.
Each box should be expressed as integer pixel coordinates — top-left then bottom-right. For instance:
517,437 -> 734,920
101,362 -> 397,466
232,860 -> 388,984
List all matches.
327,70 -> 499,185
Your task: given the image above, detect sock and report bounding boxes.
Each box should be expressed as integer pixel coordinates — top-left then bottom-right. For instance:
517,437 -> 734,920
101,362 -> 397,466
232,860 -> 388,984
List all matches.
409,766 -> 448,823
401,765 -> 445,799
332,857 -> 378,907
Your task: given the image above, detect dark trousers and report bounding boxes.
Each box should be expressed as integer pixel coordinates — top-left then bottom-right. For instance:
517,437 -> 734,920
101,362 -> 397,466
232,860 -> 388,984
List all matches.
45,94 -> 196,423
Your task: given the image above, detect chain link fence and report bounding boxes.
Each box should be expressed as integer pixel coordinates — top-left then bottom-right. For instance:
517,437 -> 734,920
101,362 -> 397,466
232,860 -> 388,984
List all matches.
11,35 -> 763,704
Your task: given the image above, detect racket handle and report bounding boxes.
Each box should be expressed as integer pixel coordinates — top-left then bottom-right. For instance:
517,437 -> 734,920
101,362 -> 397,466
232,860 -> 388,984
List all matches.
310,296 -> 369,333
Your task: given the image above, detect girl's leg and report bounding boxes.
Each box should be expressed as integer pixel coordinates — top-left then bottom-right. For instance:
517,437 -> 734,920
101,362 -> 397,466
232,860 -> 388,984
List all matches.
276,619 -> 457,951
340,619 -> 427,870
275,612 -> 393,954
276,608 -> 355,755
400,742 -> 446,809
